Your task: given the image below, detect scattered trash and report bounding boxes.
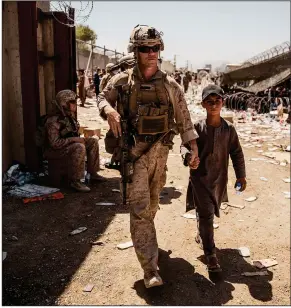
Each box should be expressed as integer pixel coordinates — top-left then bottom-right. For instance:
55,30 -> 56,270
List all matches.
280,161 -> 288,166
238,219 -> 244,222
213,223 -> 219,229
11,236 -> 18,241
245,196 -> 257,202
23,192 -> 64,204
111,189 -> 120,193
182,213 -> 196,219
7,184 -> 60,199
220,203 -> 228,210
3,252 -> 7,261
227,203 -> 245,209
96,202 -> 116,206
238,247 -> 250,257
83,284 -> 95,292
284,145 -> 290,152
242,271 -> 268,277
91,241 -> 104,246
253,258 -> 278,269
283,191 -> 291,199
283,178 -> 291,183
70,227 -> 87,236
116,240 -> 133,250
3,164 -> 36,186
257,150 -> 264,153
259,177 -> 268,182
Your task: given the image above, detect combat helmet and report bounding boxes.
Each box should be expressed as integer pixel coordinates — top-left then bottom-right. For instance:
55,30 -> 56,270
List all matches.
128,24 -> 164,53
119,54 -> 135,67
106,62 -> 115,73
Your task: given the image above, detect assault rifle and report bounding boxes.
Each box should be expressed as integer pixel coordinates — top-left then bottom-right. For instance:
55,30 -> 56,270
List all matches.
105,84 -> 135,205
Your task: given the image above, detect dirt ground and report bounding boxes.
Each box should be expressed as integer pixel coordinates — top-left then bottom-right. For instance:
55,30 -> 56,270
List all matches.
2,98 -> 290,306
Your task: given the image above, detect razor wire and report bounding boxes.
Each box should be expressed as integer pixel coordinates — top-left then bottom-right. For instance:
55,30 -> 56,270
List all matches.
50,1 -> 94,27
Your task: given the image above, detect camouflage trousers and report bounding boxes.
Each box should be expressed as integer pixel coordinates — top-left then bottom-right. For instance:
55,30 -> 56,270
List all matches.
128,141 -> 169,273
45,138 -> 100,180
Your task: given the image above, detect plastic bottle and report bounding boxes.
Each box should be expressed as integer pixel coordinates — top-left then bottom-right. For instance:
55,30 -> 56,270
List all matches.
235,183 -> 242,195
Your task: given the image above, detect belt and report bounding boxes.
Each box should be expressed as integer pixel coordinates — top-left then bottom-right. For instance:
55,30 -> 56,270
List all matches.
135,134 -> 163,143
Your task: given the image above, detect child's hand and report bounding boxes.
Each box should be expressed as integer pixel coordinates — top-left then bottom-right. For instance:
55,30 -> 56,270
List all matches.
188,156 -> 200,170
235,178 -> 247,191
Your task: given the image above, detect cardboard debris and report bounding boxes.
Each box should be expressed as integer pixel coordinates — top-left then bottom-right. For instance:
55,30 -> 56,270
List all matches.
253,258 -> 278,269
259,177 -> 268,182
228,203 -> 245,209
117,241 -> 133,250
70,227 -> 87,236
182,213 -> 196,219
238,247 -> 250,257
245,196 -> 257,202
83,284 -> 95,292
91,241 -> 104,246
242,271 -> 268,277
96,202 -> 116,206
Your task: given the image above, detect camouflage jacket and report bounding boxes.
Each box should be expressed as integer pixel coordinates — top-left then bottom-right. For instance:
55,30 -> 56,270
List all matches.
97,67 -> 198,144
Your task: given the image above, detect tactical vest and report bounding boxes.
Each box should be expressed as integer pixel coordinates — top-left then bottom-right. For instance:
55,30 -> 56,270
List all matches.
124,69 -> 176,136
59,116 -> 80,138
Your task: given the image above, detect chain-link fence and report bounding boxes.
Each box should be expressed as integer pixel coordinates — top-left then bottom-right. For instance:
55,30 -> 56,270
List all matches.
76,39 -> 125,76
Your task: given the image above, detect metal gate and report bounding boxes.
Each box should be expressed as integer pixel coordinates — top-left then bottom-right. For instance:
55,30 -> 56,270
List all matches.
17,2 -> 76,171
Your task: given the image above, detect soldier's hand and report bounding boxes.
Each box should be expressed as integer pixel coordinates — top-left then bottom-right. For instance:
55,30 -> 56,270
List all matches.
107,110 -> 121,138
70,137 -> 85,144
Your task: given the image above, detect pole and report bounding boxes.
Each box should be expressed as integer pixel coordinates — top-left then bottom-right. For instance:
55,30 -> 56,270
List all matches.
91,40 -> 94,77
103,45 -> 106,69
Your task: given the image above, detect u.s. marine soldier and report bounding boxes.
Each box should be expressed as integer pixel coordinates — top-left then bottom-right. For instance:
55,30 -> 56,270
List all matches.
44,90 -> 105,192
97,25 -> 200,288
99,63 -> 116,92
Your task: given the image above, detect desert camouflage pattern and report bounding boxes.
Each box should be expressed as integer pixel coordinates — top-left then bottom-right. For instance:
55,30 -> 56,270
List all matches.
128,25 -> 164,53
44,90 -> 100,180
44,116 -> 100,180
128,141 -> 169,272
97,67 -> 198,273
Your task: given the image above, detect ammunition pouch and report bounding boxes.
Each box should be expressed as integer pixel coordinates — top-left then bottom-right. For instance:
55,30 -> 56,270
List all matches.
136,115 -> 168,135
104,129 -> 119,154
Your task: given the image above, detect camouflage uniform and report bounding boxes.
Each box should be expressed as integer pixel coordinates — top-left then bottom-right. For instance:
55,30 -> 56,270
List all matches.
44,90 -> 100,182
99,63 -> 115,92
97,25 -> 198,280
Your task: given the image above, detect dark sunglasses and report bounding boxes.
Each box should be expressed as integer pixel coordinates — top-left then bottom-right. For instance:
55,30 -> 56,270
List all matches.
137,45 -> 160,53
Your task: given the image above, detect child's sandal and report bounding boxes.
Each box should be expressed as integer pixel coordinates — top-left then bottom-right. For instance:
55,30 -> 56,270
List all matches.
206,254 -> 222,272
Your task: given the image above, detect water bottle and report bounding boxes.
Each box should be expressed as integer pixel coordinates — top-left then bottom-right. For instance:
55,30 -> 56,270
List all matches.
235,183 -> 242,195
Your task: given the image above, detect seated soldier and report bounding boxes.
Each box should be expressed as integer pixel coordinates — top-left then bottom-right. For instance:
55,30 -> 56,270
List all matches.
44,90 -> 104,192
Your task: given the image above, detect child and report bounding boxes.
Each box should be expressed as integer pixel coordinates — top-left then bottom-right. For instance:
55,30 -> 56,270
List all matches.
181,85 -> 246,272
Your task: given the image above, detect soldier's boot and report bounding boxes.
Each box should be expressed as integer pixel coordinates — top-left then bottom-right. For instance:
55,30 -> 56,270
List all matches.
144,271 -> 163,289
70,180 -> 91,192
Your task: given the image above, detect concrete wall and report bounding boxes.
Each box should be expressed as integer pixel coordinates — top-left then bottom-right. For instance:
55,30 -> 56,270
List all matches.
2,2 -> 25,171
161,60 -> 175,74
76,48 -> 111,71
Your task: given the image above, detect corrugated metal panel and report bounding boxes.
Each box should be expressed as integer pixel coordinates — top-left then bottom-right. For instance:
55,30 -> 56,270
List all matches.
244,68 -> 291,93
